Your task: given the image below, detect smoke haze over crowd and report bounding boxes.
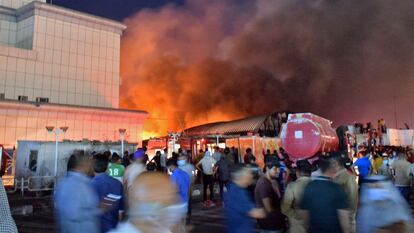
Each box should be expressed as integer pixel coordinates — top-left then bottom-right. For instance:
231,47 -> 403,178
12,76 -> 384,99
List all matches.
120,0 -> 414,137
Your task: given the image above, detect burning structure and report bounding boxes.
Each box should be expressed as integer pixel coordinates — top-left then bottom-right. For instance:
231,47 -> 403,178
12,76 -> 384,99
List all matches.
120,0 -> 414,137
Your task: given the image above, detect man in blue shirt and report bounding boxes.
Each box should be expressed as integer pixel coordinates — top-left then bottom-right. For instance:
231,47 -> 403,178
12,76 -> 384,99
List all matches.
55,151 -> 105,233
167,158 -> 190,204
354,150 -> 372,183
225,165 -> 265,233
92,154 -> 124,233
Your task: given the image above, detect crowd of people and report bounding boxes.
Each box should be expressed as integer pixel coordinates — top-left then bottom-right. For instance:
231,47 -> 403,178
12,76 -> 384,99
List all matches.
224,145 -> 414,233
2,142 -> 414,233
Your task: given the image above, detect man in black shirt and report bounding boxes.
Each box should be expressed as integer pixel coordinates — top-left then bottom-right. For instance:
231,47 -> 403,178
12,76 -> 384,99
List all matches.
299,156 -> 350,233
255,160 -> 286,232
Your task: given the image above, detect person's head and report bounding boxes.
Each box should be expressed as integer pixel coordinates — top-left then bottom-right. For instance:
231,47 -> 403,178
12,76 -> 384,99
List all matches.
177,154 -> 187,166
296,159 -> 312,177
318,156 -> 337,178
178,148 -> 183,154
166,158 -> 177,172
103,151 -> 111,159
156,151 -> 161,156
246,148 -> 252,154
128,172 -> 184,230
231,165 -> 254,188
171,152 -> 179,159
263,161 -> 280,179
164,148 -> 168,154
266,149 -> 271,154
132,148 -> 146,163
124,150 -> 129,156
111,153 -> 121,164
329,151 -> 345,172
199,149 -> 204,153
94,153 -> 109,174
67,150 -> 93,175
224,147 -> 230,155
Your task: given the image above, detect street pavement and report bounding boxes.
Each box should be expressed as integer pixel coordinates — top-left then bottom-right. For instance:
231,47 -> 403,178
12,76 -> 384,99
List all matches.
9,184 -> 414,233
12,198 -> 229,233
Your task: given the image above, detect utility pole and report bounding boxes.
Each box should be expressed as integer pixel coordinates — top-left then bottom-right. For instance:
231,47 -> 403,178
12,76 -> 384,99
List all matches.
46,126 -> 68,177
119,129 -> 126,157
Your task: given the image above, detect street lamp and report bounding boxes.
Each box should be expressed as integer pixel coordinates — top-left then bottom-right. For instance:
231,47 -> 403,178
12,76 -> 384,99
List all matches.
46,126 -> 68,177
119,128 -> 126,157
168,132 -> 181,153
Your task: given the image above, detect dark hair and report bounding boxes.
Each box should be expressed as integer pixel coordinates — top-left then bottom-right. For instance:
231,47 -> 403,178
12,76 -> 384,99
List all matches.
329,151 -> 346,168
264,156 -> 280,168
296,159 -> 312,175
246,148 -> 252,153
318,157 -> 332,173
166,158 -> 177,167
224,147 -> 230,154
103,151 -> 111,159
111,153 -> 121,163
94,154 -> 109,173
67,150 -> 92,171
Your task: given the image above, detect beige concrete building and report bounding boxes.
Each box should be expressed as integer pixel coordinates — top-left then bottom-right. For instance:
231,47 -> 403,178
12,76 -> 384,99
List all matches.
0,0 -> 147,148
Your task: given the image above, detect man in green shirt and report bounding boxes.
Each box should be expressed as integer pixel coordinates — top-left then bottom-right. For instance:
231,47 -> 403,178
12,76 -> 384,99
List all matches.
108,153 -> 125,183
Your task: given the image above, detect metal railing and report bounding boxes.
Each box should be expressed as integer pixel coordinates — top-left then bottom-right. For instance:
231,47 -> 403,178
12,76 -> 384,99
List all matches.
4,176 -> 57,196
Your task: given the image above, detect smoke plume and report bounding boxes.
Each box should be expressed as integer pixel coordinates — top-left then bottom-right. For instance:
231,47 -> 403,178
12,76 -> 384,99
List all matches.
120,0 -> 414,137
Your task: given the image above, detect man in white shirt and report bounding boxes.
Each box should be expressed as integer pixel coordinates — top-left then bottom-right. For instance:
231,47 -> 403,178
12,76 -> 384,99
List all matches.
196,151 -> 216,207
123,149 -> 146,189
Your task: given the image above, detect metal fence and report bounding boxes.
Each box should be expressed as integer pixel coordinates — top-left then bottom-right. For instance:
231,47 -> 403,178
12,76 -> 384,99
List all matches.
4,176 -> 57,196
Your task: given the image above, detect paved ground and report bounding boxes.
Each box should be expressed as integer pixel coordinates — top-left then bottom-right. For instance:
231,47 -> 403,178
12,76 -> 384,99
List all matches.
8,185 -> 414,233
11,197 -> 228,233
9,184 -> 229,233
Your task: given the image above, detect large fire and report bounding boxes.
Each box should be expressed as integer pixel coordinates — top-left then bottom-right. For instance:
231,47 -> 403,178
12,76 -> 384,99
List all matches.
120,0 -> 414,139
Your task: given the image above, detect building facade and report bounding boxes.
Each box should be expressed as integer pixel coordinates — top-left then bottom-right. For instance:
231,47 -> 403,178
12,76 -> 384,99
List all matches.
0,1 -> 147,148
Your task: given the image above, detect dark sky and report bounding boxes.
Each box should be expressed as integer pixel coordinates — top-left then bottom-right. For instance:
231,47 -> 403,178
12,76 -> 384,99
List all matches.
47,0 -> 184,21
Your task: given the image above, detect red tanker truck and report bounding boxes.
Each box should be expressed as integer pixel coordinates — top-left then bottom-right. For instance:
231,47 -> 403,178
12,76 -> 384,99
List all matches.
280,113 -> 339,160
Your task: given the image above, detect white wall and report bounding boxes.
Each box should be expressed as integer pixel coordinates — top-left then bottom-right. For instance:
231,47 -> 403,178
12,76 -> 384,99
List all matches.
0,3 -> 123,108
0,0 -> 46,9
0,104 -> 145,148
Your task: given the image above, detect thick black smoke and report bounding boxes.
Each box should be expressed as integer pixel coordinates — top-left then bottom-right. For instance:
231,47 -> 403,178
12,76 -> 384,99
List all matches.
121,0 -> 414,135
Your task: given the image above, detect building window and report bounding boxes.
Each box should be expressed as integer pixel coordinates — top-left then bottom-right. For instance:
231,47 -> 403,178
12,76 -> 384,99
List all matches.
0,93 -> 4,100
29,150 -> 38,172
36,97 -> 49,103
18,95 -> 29,101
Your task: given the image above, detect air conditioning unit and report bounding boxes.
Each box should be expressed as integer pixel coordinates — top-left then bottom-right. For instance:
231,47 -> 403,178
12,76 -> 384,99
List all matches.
35,97 -> 49,103
18,95 -> 28,101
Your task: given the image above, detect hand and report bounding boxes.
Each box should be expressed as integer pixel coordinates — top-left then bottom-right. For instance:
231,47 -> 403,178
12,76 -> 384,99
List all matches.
249,208 -> 266,219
